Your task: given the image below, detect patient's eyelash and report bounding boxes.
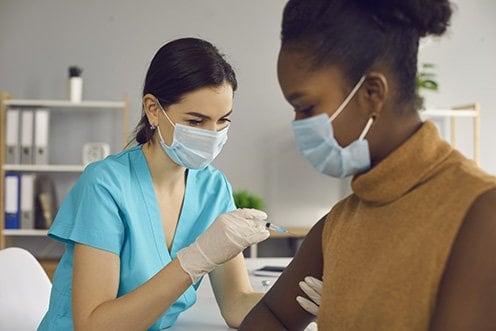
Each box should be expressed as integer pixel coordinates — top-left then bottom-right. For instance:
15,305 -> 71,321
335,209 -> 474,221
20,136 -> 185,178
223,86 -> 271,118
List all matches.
300,106 -> 314,116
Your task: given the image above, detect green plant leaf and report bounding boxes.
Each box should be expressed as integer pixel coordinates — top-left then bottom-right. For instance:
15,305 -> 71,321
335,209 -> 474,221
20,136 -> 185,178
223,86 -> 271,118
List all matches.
419,80 -> 438,91
416,62 -> 439,92
233,190 -> 265,210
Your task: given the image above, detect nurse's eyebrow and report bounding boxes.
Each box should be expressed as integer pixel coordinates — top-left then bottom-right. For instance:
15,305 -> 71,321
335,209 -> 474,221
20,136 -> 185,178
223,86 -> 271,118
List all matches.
185,110 -> 232,120
221,110 -> 233,118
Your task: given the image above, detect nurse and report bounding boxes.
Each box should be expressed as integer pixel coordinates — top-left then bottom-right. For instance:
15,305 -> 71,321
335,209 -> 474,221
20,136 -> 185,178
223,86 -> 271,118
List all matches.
241,0 -> 496,330
38,38 -> 271,330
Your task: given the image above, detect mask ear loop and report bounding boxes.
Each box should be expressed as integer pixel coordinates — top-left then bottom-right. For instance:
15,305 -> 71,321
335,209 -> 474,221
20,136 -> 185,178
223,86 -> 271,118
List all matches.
156,99 -> 176,128
358,115 -> 375,141
156,123 -> 167,145
329,75 -> 367,123
154,98 -> 176,146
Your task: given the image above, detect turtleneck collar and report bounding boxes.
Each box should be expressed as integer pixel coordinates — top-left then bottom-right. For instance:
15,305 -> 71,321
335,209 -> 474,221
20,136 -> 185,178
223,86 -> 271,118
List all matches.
351,121 -> 453,205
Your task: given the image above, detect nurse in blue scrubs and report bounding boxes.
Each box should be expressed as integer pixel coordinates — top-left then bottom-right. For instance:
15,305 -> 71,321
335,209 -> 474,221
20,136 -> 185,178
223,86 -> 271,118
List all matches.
38,38 -> 271,330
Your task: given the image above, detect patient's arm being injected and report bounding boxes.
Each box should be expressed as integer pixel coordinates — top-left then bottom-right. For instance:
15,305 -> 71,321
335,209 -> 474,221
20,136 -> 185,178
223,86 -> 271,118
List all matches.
239,214 -> 326,331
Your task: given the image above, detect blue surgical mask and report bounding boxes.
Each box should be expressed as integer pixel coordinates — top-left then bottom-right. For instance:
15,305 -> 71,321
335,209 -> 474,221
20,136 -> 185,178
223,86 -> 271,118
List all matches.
291,75 -> 374,178
156,106 -> 228,169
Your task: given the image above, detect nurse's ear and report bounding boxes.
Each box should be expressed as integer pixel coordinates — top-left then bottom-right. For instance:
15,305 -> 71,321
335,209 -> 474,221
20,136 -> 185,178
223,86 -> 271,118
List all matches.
359,72 -> 388,119
142,93 -> 162,128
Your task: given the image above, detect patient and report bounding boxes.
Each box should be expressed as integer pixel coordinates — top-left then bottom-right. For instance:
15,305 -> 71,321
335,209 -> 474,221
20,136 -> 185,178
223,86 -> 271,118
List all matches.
241,0 -> 496,330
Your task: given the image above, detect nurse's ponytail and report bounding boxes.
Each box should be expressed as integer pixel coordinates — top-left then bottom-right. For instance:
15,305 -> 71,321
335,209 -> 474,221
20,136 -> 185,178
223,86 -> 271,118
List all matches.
130,38 -> 237,146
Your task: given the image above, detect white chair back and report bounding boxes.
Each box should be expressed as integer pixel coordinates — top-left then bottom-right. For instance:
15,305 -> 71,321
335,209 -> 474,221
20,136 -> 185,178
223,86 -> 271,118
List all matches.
0,247 -> 52,331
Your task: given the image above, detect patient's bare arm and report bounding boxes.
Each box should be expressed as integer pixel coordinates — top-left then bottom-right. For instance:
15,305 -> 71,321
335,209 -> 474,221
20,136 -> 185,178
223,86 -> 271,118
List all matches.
239,215 -> 326,331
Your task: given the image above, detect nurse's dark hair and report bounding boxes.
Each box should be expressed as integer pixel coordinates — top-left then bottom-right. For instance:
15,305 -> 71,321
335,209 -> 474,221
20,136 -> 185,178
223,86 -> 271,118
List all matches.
133,37 -> 237,145
281,0 -> 452,112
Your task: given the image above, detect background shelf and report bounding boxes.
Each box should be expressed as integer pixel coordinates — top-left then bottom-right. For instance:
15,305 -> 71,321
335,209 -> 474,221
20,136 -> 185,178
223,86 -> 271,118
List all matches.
422,109 -> 478,117
0,93 -> 128,255
4,99 -> 126,109
3,229 -> 48,236
3,164 -> 86,172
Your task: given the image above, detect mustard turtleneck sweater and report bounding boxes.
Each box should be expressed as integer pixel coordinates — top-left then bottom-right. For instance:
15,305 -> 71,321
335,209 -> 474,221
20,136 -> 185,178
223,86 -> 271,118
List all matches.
318,121 -> 496,330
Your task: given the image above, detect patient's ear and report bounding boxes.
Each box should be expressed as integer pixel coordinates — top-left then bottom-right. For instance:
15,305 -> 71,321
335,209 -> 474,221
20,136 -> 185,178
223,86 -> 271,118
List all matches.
360,72 -> 388,118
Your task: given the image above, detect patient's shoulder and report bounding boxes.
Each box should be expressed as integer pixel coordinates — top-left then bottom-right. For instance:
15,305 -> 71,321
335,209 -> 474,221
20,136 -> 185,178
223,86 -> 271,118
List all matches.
431,188 -> 496,329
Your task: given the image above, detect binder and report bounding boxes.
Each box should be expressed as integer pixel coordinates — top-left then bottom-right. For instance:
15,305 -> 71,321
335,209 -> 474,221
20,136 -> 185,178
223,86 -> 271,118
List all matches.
4,173 -> 21,229
34,176 -> 58,229
20,174 -> 36,229
5,109 -> 20,164
20,110 -> 34,164
34,109 -> 50,164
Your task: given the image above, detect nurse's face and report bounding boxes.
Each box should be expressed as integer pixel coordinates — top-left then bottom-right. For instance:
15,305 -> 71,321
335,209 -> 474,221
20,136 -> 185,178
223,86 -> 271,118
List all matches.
156,81 -> 233,146
277,49 -> 370,148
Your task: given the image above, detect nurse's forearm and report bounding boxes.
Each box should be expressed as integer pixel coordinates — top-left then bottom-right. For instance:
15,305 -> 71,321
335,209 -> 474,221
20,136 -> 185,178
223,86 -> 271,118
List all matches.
75,259 -> 191,331
222,292 -> 264,328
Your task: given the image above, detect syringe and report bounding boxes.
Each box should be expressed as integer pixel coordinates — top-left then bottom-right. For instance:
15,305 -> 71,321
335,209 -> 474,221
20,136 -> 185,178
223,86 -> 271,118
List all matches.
265,222 -> 288,233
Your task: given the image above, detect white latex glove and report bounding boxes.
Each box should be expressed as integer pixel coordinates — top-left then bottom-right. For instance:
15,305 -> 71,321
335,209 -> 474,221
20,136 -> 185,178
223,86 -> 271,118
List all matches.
296,276 -> 323,316
176,208 -> 270,283
304,322 -> 318,331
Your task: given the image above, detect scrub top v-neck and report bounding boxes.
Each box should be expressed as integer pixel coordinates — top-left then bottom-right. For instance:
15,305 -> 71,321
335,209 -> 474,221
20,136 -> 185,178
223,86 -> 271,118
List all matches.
38,146 -> 237,331
137,153 -> 192,262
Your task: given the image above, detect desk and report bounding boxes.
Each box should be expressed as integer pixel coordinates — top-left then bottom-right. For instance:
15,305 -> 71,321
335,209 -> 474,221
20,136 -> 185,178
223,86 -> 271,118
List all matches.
168,258 -> 291,330
250,227 -> 310,257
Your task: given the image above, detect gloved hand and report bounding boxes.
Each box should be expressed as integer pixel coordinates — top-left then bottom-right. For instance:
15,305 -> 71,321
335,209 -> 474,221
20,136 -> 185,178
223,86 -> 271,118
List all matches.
296,276 -> 323,316
176,208 -> 270,283
304,322 -> 318,331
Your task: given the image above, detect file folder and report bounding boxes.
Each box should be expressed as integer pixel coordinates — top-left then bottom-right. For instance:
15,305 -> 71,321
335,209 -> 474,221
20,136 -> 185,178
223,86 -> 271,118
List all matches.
20,174 -> 36,229
4,173 -> 21,229
34,176 -> 58,229
20,110 -> 34,164
5,109 -> 20,164
34,109 -> 50,164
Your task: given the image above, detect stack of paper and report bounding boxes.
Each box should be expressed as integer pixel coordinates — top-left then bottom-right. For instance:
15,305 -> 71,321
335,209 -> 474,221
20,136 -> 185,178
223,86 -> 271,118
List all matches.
252,265 -> 285,277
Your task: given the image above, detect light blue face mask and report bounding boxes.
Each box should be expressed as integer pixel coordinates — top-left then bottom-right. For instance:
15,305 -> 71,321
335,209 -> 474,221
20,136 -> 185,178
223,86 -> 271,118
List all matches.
291,75 -> 374,178
156,104 -> 229,169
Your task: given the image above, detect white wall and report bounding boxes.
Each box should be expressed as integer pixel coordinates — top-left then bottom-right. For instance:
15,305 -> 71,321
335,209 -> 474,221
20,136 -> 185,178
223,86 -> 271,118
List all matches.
1,0 -> 495,231
418,0 -> 496,170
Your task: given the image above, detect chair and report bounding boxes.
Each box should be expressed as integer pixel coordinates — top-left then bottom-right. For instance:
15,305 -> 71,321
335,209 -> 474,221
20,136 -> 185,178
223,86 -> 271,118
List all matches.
0,247 -> 52,331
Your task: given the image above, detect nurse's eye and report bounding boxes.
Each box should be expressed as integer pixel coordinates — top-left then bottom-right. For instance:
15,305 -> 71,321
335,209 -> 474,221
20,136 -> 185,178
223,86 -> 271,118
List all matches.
219,118 -> 231,124
187,119 -> 203,126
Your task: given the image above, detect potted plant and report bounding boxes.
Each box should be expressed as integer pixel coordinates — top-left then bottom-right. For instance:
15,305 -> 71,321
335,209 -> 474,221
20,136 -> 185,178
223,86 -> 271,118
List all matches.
416,63 -> 439,110
233,190 -> 266,257
233,190 -> 265,211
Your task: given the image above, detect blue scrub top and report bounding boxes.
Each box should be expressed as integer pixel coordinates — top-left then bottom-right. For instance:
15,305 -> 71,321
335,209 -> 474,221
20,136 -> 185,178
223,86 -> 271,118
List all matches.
38,146 -> 236,330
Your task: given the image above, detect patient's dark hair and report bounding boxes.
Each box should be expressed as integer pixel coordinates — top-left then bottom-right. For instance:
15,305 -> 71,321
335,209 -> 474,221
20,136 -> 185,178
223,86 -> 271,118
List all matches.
132,38 -> 237,145
281,0 -> 453,112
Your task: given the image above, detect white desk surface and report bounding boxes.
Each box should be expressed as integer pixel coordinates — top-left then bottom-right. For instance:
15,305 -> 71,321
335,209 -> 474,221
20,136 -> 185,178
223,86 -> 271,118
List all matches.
167,257 -> 292,330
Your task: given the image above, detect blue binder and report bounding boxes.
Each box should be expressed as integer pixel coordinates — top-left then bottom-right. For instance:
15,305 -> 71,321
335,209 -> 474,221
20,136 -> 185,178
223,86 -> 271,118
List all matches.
4,173 -> 21,229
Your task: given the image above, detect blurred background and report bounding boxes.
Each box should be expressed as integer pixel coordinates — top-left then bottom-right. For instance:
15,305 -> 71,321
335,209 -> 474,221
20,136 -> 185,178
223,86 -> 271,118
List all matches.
0,0 -> 495,259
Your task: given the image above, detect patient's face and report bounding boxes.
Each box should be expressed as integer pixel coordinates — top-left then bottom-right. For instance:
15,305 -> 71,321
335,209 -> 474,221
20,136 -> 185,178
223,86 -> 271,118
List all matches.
277,48 -> 367,148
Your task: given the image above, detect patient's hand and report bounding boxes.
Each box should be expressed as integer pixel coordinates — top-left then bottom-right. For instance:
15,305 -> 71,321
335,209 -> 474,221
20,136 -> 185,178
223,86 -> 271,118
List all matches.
296,276 -> 323,316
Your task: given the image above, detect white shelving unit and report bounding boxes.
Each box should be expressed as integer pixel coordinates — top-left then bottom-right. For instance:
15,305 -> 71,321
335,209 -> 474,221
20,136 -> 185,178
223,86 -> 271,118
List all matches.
3,164 -> 86,173
3,229 -> 48,237
0,92 -> 129,249
421,103 -> 480,165
422,109 -> 478,118
3,99 -> 126,109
